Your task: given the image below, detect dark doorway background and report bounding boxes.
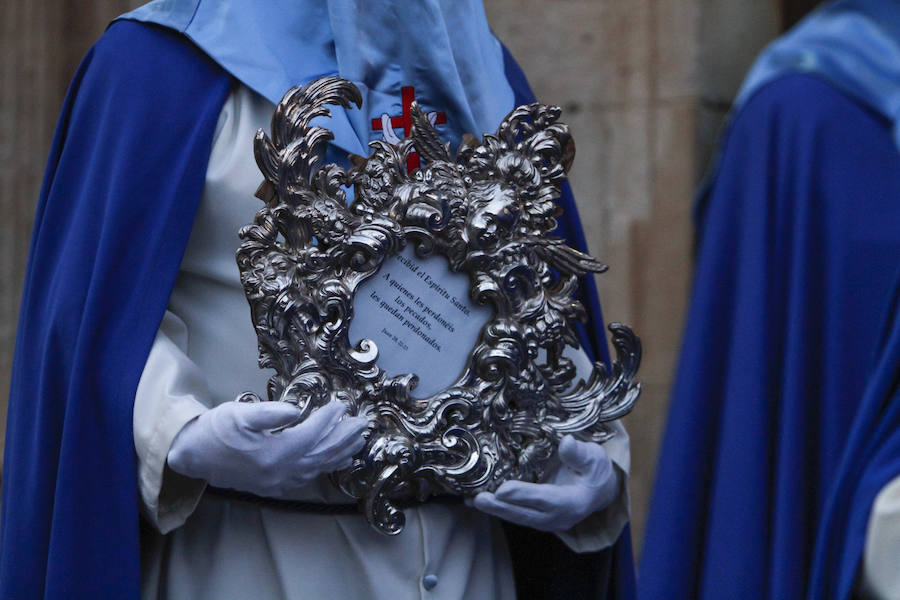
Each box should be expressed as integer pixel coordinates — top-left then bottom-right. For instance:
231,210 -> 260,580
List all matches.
784,0 -> 823,29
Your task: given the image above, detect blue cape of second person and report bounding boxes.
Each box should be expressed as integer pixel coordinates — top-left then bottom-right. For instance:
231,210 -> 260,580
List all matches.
639,1 -> 900,598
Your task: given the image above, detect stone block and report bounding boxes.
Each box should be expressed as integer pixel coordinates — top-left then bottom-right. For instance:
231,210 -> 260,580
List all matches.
486,0 -> 652,107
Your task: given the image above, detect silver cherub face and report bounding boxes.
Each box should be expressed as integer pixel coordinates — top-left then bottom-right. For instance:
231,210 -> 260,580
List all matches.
236,76 -> 641,535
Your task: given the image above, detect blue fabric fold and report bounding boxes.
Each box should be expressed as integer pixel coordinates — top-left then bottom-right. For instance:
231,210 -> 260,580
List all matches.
640,72 -> 900,600
0,21 -> 232,598
640,2 -> 900,597
808,274 -> 900,598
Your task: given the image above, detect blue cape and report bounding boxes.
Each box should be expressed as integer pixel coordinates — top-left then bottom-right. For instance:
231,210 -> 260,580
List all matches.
639,2 -> 900,598
0,22 -> 231,598
808,278 -> 900,598
1,17 -> 635,600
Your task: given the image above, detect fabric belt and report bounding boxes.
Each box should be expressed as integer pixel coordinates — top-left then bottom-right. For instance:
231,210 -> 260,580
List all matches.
206,486 -> 463,515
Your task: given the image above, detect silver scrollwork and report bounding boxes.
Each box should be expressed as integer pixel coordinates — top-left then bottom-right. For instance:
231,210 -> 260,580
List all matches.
236,76 -> 641,535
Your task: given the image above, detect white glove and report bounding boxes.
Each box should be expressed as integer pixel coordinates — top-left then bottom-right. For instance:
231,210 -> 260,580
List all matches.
472,435 -> 619,532
167,400 -> 367,497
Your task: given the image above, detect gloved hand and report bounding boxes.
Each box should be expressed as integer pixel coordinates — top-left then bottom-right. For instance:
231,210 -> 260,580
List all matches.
167,400 -> 367,497
472,435 -> 619,532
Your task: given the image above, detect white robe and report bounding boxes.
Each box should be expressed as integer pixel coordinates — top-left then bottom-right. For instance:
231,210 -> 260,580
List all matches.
134,83 -> 631,600
860,476 -> 900,598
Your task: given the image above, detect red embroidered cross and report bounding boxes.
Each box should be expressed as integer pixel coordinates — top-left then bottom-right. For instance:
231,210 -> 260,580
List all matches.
371,86 -> 447,172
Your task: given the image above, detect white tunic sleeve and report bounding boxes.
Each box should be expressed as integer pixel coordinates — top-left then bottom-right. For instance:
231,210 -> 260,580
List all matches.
860,474 -> 900,599
552,344 -> 631,553
132,80 -> 236,535
134,310 -> 211,534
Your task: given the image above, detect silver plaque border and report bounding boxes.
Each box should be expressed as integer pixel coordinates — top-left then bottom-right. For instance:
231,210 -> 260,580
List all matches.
236,76 -> 641,534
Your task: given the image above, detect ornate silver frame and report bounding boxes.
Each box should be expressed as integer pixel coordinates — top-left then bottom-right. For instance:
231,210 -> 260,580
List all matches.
236,76 -> 641,534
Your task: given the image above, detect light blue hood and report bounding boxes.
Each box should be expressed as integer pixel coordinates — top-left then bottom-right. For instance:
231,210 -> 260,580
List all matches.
118,0 -> 515,159
737,0 -> 900,149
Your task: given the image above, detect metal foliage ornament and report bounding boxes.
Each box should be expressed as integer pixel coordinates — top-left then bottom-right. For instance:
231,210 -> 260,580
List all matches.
236,76 -> 641,535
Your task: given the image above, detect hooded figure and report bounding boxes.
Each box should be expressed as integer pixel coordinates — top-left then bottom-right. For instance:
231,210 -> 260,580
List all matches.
639,1 -> 900,598
0,2 -> 635,598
